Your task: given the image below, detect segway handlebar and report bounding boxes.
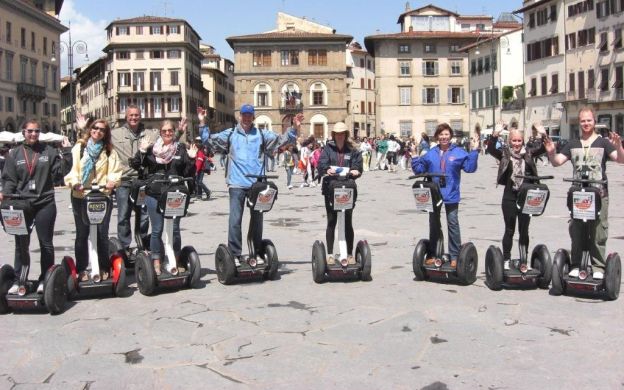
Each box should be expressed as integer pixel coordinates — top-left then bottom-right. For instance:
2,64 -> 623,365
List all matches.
0,193 -> 39,200
514,175 -> 554,181
408,173 -> 447,180
245,174 -> 279,179
151,176 -> 194,184
563,177 -> 607,185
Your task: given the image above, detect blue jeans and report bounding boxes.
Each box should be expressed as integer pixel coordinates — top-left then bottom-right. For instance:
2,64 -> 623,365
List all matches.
71,196 -> 113,272
195,171 -> 211,198
429,203 -> 461,259
144,195 -> 181,261
116,183 -> 150,248
228,187 -> 263,257
285,166 -> 293,186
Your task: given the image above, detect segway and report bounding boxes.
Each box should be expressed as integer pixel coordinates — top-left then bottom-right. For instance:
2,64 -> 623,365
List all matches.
64,185 -> 127,298
551,175 -> 621,300
485,175 -> 553,290
215,174 -> 279,284
410,173 -> 478,285
134,176 -> 201,296
311,168 -> 371,283
0,194 -> 69,314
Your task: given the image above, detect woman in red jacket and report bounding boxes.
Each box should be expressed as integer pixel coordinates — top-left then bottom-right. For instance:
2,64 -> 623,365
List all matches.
194,139 -> 211,200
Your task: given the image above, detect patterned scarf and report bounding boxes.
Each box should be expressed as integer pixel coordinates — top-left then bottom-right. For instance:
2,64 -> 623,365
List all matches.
153,137 -> 177,164
81,139 -> 104,186
510,146 -> 526,191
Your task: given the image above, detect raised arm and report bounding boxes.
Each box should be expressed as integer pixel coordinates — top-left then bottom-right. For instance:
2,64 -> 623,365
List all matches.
544,135 -> 569,167
608,131 -> 624,164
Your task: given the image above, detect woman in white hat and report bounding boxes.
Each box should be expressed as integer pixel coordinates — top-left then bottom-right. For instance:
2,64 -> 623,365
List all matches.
317,122 -> 363,264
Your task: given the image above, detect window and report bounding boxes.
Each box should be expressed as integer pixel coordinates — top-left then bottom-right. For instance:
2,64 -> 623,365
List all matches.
399,60 -> 411,76
150,50 -> 164,59
119,97 -> 128,114
30,31 -> 35,51
359,58 -> 365,67
569,72 -> 576,91
42,64 -> 48,88
150,26 -> 162,34
423,60 -> 438,76
0,95 -> 3,112
478,89 -> 484,108
168,25 -> 180,34
484,56 -> 491,73
6,97 -> 13,112
20,28 -> 25,48
360,101 -> 365,114
253,50 -> 271,67
150,71 -> 161,91
399,44 -> 410,53
599,32 -> 608,53
170,70 -> 178,86
117,26 -> 129,35
399,121 -> 413,137
476,23 -> 486,31
424,43 -> 436,53
470,59 -> 476,75
136,26 -> 143,35
425,120 -> 438,136
550,5 -> 558,21
578,70 -> 586,98
368,79 -> 372,89
450,120 -> 463,134
551,73 -> 559,93
5,52 -> 13,81
448,87 -> 463,104
600,67 -> 609,91
541,75 -> 548,95
360,78 -> 364,88
136,50 -> 144,59
51,66 -> 57,90
30,61 -> 36,84
257,92 -> 269,107
588,69 -> 595,89
461,23 -> 470,31
399,86 -> 411,105
492,52 -> 497,71
6,22 -> 11,44
529,13 -> 536,28
310,82 -> 326,105
118,72 -> 130,87
116,51 -> 130,60
526,36 -> 559,61
19,57 -> 26,82
43,37 -> 47,55
170,97 -> 180,112
167,50 -> 181,59
449,44 -> 460,53
280,50 -> 299,66
132,71 -> 144,91
537,8 -> 548,25
43,102 -> 48,115
450,60 -> 462,75
308,49 -> 327,66
529,77 -> 537,96
615,28 -> 623,49
568,0 -> 595,17
422,87 -> 439,104
368,60 -> 372,70
596,0 -> 610,17
567,32 -> 577,50
471,91 -> 477,109
312,91 -> 324,105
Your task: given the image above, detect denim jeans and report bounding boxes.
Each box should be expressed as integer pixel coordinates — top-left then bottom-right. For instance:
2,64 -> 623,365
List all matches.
569,196 -> 609,271
429,203 -> 461,259
285,166 -> 293,186
195,171 -> 211,198
228,187 -> 263,257
71,196 -> 113,272
116,183 -> 150,248
144,195 -> 181,261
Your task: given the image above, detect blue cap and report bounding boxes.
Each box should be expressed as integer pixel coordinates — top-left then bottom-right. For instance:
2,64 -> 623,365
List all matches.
240,104 -> 255,115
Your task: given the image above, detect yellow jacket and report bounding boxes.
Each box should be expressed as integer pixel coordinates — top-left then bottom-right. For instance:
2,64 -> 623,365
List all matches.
64,142 -> 123,199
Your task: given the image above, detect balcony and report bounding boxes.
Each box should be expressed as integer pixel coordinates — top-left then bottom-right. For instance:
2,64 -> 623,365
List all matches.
501,99 -> 525,111
17,83 -> 46,101
117,84 -> 181,94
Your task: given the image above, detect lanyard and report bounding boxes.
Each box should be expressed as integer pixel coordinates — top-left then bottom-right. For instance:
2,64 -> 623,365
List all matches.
337,149 -> 345,166
22,147 -> 38,177
440,149 -> 448,173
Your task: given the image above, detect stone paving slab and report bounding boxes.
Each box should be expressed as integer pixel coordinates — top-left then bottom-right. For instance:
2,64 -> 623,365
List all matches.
0,156 -> 623,389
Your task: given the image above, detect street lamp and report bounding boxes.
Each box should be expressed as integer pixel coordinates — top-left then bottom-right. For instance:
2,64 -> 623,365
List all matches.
51,21 -> 89,137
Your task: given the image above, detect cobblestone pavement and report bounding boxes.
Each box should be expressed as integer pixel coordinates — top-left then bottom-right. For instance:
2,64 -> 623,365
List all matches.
1,156 -> 623,389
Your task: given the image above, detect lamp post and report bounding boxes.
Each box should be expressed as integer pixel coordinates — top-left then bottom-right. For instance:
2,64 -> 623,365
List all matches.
52,21 -> 88,137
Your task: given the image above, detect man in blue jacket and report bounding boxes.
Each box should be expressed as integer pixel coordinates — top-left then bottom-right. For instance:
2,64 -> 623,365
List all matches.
199,104 -> 300,264
411,123 -> 479,266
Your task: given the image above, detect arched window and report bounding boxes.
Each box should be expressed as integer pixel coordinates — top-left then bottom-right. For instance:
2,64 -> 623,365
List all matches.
309,113 -> 328,140
255,114 -> 272,131
309,81 -> 327,106
254,83 -> 273,108
281,82 -> 301,109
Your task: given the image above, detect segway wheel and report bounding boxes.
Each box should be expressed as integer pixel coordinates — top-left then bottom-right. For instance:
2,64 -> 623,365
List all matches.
108,237 -> 131,269
531,244 -> 552,289
356,240 -> 372,281
215,244 -> 236,285
261,239 -> 279,281
311,240 -> 327,284
604,253 -> 621,301
62,256 -> 78,299
0,265 -> 15,314
180,246 -> 201,288
485,245 -> 504,291
44,265 -> 68,315
112,254 -> 127,297
551,249 -> 569,296
135,252 -> 156,296
457,242 -> 478,285
412,239 -> 429,281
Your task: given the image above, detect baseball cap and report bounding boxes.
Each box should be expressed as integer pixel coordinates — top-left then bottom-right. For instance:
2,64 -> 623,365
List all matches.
240,104 -> 255,115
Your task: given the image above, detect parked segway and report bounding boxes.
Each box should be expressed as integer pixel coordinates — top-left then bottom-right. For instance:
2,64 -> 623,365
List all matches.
64,184 -> 127,298
0,194 -> 69,314
215,174 -> 279,284
551,175 -> 621,300
134,175 -> 201,296
485,175 -> 553,290
410,173 -> 478,285
311,168 -> 371,283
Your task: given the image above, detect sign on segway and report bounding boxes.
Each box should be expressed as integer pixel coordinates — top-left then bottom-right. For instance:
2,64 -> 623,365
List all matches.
136,186 -> 147,206
86,201 -> 107,224
164,192 -> 187,217
412,187 -> 434,213
333,188 -> 354,210
571,191 -> 596,220
522,189 -> 548,215
254,187 -> 277,212
1,209 -> 28,235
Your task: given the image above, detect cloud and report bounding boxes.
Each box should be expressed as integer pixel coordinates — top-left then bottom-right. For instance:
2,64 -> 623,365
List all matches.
58,0 -> 108,75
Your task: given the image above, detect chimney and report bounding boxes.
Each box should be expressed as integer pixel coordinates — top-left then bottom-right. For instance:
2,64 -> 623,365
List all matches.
405,2 -> 411,12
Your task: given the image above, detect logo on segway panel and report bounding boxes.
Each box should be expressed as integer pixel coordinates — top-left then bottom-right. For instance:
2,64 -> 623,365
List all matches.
1,209 -> 28,235
522,189 -> 548,215
164,192 -> 187,217
412,187 -> 434,213
254,187 -> 277,212
572,191 -> 596,220
86,201 -> 108,224
333,188 -> 354,210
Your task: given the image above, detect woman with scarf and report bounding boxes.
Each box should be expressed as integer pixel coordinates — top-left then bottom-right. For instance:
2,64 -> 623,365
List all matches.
487,122 -> 546,265
130,119 -> 196,275
65,119 -> 122,281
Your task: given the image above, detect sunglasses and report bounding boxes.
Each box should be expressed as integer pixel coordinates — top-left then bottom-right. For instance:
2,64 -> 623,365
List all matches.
91,126 -> 107,132
25,129 -> 41,134
161,129 -> 175,133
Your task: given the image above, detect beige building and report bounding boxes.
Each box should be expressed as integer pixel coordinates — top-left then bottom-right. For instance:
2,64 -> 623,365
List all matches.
103,16 -> 204,134
0,0 -> 67,133
347,42 -> 376,138
226,12 -> 352,139
364,4 -> 487,139
200,43 -> 235,132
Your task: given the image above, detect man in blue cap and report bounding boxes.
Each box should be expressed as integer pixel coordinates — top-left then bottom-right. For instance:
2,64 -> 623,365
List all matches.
198,104 -> 302,264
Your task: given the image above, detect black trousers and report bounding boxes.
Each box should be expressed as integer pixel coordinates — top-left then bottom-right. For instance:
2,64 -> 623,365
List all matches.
71,196 -> 113,273
14,200 -> 57,281
501,197 -> 531,260
324,195 -> 354,255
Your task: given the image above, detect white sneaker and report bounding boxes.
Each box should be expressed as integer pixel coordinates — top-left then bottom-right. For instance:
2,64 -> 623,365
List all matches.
593,271 -> 604,279
310,182 -> 316,188
7,282 -> 19,295
503,260 -> 510,270
234,257 -> 241,267
288,185 -> 293,189
37,283 -> 44,294
568,268 -> 580,278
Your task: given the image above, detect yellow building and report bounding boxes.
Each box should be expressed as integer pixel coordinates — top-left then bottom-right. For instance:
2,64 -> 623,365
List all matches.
200,43 -> 235,132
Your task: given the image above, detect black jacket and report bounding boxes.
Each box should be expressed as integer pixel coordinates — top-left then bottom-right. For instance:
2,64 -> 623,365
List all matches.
1,142 -> 60,207
318,141 -> 363,196
130,143 -> 195,198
